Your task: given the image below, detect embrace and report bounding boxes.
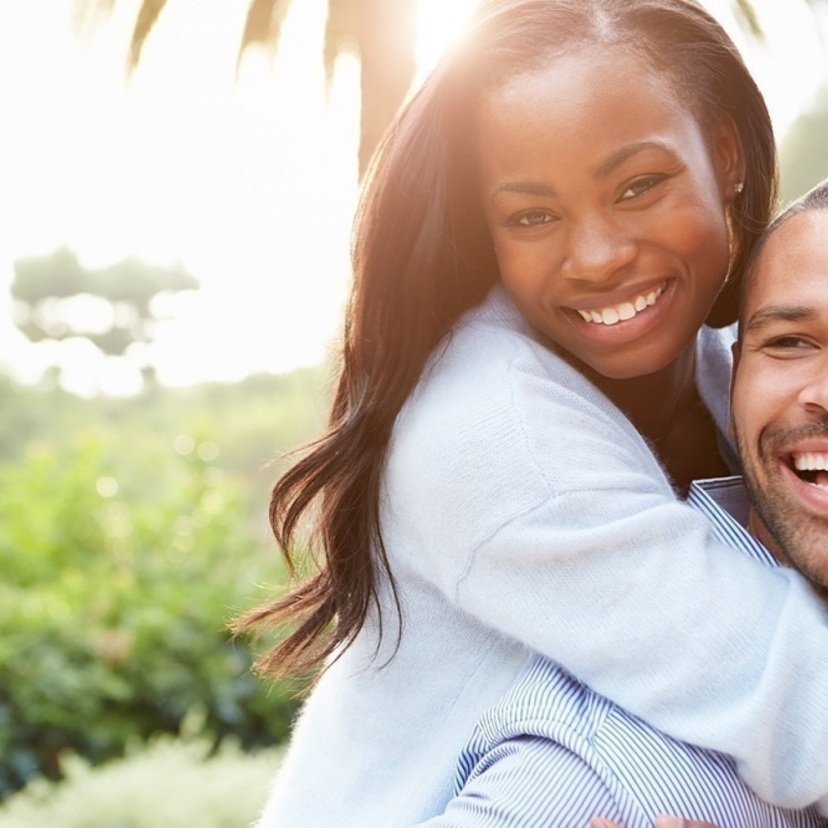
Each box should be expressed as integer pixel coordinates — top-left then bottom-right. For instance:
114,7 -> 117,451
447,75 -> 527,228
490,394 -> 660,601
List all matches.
236,1 -> 828,825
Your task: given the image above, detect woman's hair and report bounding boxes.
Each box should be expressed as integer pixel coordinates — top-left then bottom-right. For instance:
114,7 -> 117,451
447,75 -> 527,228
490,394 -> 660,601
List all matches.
235,0 -> 778,679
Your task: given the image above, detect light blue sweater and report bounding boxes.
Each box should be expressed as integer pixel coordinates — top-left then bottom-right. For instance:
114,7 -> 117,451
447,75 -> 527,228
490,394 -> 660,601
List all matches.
258,286 -> 828,827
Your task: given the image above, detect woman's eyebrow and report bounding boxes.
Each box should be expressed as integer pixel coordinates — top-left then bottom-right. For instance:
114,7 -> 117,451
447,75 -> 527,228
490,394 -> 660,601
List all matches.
491,180 -> 557,200
490,140 -> 672,200
595,140 -> 669,179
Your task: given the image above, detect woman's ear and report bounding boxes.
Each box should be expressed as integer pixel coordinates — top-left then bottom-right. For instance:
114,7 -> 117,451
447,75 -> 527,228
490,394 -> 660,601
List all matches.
712,114 -> 746,201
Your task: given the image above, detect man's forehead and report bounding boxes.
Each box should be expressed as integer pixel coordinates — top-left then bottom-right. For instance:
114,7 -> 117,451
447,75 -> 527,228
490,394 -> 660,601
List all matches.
744,210 -> 828,322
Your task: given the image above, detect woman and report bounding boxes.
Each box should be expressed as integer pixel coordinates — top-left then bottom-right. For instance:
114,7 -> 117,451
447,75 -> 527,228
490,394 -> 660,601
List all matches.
240,1 -> 828,824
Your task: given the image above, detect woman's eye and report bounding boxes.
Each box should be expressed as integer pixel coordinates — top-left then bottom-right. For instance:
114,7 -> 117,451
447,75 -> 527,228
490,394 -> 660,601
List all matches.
512,210 -> 555,227
620,175 -> 665,201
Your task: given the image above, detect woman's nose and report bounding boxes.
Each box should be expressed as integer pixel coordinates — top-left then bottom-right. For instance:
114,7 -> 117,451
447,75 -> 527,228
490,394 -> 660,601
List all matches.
560,213 -> 638,283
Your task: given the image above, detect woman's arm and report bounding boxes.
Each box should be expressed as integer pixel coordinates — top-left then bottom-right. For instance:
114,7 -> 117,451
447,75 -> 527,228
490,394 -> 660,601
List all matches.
384,320 -> 828,813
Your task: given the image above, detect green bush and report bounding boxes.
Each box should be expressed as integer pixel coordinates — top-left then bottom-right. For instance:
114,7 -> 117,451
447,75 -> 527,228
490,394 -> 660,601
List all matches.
0,435 -> 298,796
0,726 -> 282,828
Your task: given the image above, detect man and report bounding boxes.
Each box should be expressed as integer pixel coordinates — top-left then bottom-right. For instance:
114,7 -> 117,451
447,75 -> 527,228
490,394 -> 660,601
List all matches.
730,183 -> 828,601
423,181 -> 828,827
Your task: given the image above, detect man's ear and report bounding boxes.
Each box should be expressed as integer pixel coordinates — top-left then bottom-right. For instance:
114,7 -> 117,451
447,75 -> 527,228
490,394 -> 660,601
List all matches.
728,340 -> 741,440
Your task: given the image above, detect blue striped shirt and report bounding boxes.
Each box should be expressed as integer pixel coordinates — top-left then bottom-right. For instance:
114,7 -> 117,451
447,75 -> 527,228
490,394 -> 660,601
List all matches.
422,478 -> 827,828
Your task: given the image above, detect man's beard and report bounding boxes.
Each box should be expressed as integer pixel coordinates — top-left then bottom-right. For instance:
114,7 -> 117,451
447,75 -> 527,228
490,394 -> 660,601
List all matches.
735,416 -> 828,595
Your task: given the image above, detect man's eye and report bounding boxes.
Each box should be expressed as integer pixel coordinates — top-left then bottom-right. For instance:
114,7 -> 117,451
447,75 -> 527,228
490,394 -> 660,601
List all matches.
764,336 -> 815,353
620,175 -> 665,201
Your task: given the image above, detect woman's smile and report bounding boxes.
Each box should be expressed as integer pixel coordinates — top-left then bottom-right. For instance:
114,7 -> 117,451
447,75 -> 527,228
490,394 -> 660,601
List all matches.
569,279 -> 669,326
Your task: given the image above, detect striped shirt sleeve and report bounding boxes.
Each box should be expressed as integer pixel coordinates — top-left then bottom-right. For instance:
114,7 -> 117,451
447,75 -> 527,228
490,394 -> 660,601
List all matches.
417,735 -> 626,828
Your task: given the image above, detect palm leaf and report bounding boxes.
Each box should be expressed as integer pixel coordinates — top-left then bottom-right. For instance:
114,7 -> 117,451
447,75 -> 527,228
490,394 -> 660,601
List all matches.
71,0 -> 117,36
237,0 -> 294,68
323,0 -> 359,86
732,0 -> 765,41
128,0 -> 168,69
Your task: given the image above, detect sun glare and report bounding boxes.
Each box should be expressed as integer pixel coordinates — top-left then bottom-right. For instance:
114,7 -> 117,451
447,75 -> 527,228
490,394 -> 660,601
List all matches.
415,0 -> 480,82
0,0 -> 824,394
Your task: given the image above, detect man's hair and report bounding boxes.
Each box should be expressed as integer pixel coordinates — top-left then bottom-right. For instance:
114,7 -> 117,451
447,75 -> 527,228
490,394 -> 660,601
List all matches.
739,177 -> 828,332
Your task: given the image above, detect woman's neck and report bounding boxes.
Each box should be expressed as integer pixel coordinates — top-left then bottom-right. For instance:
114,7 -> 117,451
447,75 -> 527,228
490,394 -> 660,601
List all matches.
578,341 -> 731,494
595,345 -> 698,445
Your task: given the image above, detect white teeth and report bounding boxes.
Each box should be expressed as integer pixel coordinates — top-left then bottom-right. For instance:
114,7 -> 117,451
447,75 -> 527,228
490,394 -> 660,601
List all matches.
618,302 -> 636,321
575,282 -> 667,326
601,308 -> 620,325
793,452 -> 828,472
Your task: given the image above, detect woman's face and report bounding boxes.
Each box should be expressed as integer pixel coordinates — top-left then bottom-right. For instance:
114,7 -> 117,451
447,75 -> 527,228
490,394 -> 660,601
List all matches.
476,45 -> 743,380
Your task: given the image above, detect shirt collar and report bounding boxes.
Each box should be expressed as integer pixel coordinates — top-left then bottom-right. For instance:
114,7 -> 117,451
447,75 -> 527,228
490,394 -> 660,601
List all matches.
687,476 -> 782,569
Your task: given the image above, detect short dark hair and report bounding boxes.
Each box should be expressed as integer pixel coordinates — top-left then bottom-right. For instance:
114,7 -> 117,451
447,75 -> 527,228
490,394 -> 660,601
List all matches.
739,177 -> 828,332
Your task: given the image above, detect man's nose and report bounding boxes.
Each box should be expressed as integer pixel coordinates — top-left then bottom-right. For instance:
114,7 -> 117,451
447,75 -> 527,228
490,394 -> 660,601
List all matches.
797,359 -> 828,414
560,212 -> 638,283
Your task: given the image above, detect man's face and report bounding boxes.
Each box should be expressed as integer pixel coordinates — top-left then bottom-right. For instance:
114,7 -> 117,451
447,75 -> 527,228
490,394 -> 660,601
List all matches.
732,210 -> 828,593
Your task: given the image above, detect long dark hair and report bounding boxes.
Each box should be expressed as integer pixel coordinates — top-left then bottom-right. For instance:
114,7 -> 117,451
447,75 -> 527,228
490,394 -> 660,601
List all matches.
235,0 -> 777,679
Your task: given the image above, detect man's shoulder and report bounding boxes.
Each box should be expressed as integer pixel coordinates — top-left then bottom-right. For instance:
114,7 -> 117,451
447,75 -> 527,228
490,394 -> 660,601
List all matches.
457,653 -> 827,825
466,656 -> 615,755
689,476 -> 782,568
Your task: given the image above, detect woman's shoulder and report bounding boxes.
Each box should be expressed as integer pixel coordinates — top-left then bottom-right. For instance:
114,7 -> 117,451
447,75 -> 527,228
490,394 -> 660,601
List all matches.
411,285 -> 619,422
385,287 -> 662,510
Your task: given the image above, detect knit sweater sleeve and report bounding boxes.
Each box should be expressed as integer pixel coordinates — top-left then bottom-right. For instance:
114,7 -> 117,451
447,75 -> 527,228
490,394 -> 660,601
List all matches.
382,310 -> 828,814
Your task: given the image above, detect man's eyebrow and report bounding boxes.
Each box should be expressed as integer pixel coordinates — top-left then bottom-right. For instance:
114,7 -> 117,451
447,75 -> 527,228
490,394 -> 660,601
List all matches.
744,304 -> 817,334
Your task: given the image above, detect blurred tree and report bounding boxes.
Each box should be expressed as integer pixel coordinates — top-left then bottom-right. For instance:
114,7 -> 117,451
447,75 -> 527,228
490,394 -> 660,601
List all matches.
76,0 -> 418,177
780,79 -> 828,205
75,0 -> 819,179
12,247 -> 199,389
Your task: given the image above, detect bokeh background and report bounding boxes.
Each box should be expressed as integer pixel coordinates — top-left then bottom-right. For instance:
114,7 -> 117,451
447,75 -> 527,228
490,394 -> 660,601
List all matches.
1,1 -> 827,825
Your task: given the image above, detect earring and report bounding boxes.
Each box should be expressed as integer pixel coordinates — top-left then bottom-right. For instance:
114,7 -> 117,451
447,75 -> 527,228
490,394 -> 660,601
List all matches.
734,182 -> 744,195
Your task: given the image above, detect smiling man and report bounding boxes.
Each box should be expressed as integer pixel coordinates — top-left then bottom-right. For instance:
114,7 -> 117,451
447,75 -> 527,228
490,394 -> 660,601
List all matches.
420,180 -> 828,828
732,182 -> 828,599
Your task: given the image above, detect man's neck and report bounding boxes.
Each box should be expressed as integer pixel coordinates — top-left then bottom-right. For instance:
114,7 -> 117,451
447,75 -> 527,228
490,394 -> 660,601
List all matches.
747,506 -> 828,599
746,507 -> 790,567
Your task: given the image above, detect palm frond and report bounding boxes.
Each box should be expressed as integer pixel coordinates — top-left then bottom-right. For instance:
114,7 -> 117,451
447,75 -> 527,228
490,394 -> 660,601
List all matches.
323,0 -> 359,86
128,0 -> 168,70
71,0 -> 117,36
732,0 -> 766,42
237,0 -> 293,68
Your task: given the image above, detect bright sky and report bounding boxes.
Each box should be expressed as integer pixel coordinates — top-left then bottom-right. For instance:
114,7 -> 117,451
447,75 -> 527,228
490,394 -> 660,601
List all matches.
0,0 -> 825,395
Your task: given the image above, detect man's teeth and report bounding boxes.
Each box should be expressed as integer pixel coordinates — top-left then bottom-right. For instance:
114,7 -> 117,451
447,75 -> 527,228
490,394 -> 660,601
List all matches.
793,452 -> 828,472
576,283 -> 666,325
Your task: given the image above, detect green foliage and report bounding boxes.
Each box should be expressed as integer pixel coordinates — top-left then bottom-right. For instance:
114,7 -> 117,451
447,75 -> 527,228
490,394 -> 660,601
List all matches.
0,420 -> 304,796
780,80 -> 828,207
11,247 -> 199,386
0,727 -> 282,828
12,247 -> 197,310
0,366 -> 331,538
